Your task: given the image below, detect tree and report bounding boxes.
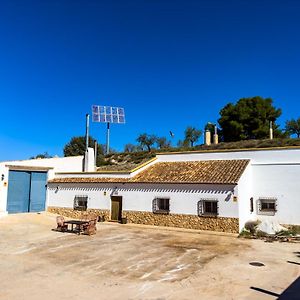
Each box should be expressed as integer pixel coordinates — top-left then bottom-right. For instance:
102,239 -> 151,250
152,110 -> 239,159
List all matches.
63,136 -> 105,166
177,139 -> 189,148
285,118 -> 300,138
30,152 -> 52,159
184,126 -> 202,147
156,137 -> 171,149
124,143 -> 138,152
218,96 -> 282,142
136,133 -> 156,152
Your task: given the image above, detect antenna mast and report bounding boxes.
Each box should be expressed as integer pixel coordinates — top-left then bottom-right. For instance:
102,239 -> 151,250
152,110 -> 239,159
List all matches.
85,113 -> 90,150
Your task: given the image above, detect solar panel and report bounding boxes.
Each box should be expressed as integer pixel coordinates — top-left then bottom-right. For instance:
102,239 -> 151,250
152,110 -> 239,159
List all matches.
92,105 -> 126,124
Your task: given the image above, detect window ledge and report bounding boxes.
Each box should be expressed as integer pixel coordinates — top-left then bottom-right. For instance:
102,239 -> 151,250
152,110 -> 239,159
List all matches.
153,210 -> 170,215
199,214 -> 218,218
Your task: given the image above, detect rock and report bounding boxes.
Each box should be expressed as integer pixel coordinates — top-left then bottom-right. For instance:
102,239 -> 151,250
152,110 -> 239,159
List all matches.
256,220 -> 288,235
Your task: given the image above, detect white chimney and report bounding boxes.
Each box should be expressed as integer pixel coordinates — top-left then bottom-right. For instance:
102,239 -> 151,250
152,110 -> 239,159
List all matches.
84,147 -> 95,172
205,130 -> 211,145
270,121 -> 273,140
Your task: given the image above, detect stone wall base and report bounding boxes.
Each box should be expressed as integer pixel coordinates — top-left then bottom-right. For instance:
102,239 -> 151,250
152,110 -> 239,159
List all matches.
123,211 -> 239,233
47,207 -> 110,220
47,207 -> 239,233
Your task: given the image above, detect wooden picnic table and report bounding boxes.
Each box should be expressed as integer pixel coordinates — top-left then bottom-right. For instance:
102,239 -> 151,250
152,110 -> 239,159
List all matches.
64,220 -> 90,234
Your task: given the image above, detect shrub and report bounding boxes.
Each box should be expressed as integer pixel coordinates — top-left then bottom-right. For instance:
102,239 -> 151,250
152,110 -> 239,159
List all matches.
244,220 -> 260,234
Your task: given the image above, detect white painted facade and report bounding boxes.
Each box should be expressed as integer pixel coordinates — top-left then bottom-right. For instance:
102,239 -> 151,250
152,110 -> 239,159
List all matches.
47,147 -> 300,232
3,147 -> 300,232
48,182 -> 239,218
156,148 -> 300,228
0,156 -> 84,216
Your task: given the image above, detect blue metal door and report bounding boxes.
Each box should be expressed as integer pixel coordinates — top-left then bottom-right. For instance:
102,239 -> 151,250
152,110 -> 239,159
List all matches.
7,171 -> 31,213
29,172 -> 47,212
7,171 -> 47,213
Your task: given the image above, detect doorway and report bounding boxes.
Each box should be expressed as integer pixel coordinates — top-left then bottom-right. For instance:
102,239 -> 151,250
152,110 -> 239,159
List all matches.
7,170 -> 47,213
111,196 -> 122,222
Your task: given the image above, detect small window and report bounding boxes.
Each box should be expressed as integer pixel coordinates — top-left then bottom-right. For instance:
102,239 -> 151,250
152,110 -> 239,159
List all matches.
74,195 -> 88,211
152,198 -> 170,214
198,199 -> 218,216
257,198 -> 277,216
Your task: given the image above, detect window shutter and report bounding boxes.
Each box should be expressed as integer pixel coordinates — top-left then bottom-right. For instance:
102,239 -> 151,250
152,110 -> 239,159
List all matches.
152,198 -> 158,212
197,200 -> 203,216
257,199 -> 261,212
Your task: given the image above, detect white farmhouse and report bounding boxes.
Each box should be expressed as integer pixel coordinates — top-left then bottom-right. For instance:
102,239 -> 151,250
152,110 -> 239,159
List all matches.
45,146 -> 300,233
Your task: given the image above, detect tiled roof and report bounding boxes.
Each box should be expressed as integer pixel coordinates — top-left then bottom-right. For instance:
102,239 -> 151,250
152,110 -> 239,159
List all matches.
49,159 -> 249,185
130,160 -> 249,184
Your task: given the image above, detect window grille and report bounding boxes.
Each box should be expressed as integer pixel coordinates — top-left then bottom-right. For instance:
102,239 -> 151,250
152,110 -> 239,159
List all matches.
198,199 -> 218,216
257,198 -> 277,216
74,195 -> 88,211
152,198 -> 170,214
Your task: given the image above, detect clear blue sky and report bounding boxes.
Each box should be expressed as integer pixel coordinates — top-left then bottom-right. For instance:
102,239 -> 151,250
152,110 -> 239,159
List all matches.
1,0 -> 300,160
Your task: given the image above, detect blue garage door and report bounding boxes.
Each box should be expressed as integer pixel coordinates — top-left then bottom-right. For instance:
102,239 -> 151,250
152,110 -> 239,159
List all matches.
7,171 -> 47,213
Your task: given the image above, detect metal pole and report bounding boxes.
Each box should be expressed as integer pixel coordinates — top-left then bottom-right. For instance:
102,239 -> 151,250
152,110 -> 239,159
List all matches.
94,141 -> 97,167
85,114 -> 90,150
106,122 -> 110,155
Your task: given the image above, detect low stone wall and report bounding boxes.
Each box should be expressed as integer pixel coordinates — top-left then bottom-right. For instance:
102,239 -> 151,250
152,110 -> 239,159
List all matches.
47,206 -> 110,220
47,207 -> 239,233
124,211 -> 239,233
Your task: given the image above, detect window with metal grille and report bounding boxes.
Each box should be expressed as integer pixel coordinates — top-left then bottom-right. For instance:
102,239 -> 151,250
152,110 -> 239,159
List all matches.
152,198 -> 170,214
74,195 -> 88,211
257,198 -> 277,215
198,199 -> 218,216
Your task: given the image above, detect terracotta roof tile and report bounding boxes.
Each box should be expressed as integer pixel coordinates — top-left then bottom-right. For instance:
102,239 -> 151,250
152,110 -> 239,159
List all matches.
49,159 -> 249,184
130,160 -> 249,184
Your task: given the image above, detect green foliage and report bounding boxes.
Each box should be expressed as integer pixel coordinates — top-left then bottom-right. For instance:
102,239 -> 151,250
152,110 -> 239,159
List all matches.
285,118 -> 300,138
30,152 -> 52,159
238,229 -> 253,238
177,139 -> 190,148
63,136 -> 105,166
184,126 -> 202,147
155,136 -> 171,149
124,143 -> 138,153
218,96 -> 282,142
278,225 -> 300,236
244,220 -> 260,234
136,133 -> 157,152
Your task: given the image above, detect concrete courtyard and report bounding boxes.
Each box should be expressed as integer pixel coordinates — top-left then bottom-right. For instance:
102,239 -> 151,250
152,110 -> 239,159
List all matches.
0,213 -> 299,300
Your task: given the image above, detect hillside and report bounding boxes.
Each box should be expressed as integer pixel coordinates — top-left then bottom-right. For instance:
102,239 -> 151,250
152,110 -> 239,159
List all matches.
97,138 -> 300,171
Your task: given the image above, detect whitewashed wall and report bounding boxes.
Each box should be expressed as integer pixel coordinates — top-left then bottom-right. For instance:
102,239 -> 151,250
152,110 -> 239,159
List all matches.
48,182 -> 239,218
0,164 -> 9,216
3,156 -> 84,179
157,148 -> 300,164
158,149 -> 300,227
236,164 -> 253,230
0,156 -> 84,215
252,164 -> 300,225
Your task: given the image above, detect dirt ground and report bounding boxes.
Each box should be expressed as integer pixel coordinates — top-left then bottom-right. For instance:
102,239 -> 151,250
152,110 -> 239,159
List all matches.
0,213 -> 299,300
